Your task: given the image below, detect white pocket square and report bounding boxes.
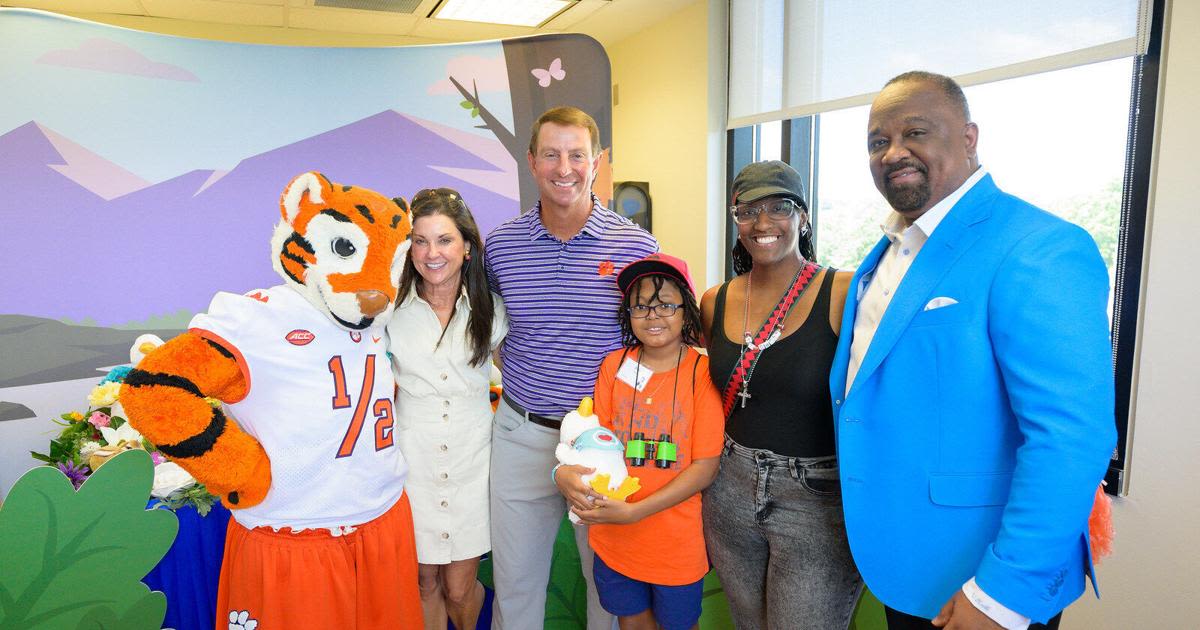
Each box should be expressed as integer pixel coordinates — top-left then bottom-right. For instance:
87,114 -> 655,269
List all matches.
923,297 -> 958,311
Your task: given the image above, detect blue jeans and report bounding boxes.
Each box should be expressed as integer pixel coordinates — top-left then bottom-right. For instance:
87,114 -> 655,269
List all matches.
702,438 -> 863,630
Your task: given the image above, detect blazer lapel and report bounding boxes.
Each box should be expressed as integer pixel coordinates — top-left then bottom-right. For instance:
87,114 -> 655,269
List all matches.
847,176 -> 998,397
832,235 -> 890,403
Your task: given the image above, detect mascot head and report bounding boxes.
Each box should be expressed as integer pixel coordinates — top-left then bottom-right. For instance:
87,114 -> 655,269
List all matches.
270,172 -> 412,330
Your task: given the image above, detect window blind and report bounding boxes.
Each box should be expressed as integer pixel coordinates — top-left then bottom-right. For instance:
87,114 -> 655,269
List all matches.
728,0 -> 1152,128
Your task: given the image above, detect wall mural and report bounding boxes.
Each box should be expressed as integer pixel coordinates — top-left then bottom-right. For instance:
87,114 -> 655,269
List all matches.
0,8 -> 627,629
0,7 -> 612,489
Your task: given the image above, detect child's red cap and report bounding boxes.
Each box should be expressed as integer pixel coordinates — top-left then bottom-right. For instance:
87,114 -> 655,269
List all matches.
616,253 -> 696,297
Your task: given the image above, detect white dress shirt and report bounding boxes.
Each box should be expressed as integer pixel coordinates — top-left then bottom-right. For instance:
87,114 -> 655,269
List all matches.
846,167 -> 1032,630
846,167 -> 987,393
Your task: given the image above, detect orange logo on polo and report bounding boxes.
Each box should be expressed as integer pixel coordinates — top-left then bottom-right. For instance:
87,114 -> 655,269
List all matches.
286,329 -> 315,346
598,260 -> 614,276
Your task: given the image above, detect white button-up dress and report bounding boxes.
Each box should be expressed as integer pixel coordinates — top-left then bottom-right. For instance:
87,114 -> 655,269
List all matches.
387,287 -> 507,564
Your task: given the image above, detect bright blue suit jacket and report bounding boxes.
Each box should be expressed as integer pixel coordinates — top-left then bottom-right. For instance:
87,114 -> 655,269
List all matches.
829,174 -> 1116,623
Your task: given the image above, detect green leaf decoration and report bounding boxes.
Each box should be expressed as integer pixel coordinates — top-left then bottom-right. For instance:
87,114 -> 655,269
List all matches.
75,592 -> 167,630
697,571 -> 734,627
0,449 -> 178,630
458,99 -> 480,118
73,604 -> 121,629
476,553 -> 493,591
849,589 -> 887,630
544,517 -> 587,629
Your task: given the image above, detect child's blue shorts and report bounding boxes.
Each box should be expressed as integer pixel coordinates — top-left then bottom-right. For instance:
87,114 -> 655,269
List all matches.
593,553 -> 704,630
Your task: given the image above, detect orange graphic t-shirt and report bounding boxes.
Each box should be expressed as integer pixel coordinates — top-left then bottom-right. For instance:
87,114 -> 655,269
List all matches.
588,346 -> 725,586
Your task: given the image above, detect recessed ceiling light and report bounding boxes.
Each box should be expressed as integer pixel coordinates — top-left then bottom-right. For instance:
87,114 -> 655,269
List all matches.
432,0 -> 575,28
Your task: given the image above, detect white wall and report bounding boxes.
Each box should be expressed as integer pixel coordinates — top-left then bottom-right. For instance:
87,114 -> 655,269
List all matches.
1064,0 -> 1200,626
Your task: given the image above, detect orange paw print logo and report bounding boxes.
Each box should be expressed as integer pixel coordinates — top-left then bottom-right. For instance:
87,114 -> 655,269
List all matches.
598,260 -> 614,276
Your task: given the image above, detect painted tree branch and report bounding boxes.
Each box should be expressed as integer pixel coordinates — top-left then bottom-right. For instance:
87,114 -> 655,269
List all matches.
449,76 -> 523,163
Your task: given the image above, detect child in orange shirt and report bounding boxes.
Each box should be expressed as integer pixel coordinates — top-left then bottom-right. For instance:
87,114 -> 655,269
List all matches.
554,253 -> 724,630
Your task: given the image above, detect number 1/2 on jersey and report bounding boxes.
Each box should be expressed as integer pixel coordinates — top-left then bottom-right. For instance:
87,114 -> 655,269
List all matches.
328,355 -> 395,458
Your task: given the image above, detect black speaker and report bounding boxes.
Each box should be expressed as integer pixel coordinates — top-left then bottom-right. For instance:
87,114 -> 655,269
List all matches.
610,181 -> 651,232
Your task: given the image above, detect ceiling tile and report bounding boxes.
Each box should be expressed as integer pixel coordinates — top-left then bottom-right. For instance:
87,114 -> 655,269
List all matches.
7,0 -> 147,14
141,0 -> 285,26
287,5 -> 422,34
2,0 -> 705,49
410,17 -> 535,41
541,0 -> 606,29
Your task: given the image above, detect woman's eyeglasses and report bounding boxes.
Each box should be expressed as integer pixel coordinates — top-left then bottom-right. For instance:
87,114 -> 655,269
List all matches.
729,199 -> 801,224
627,304 -> 683,318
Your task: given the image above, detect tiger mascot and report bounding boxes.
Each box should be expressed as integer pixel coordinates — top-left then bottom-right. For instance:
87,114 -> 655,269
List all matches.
120,172 -> 424,628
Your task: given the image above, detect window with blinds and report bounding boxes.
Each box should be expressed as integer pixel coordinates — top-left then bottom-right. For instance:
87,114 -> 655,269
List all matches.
723,0 -> 1162,495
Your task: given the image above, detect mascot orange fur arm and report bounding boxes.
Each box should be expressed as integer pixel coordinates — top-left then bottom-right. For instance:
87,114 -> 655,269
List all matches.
119,332 -> 269,507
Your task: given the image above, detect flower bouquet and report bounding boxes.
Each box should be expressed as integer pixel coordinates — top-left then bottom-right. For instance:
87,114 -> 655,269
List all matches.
30,335 -> 220,516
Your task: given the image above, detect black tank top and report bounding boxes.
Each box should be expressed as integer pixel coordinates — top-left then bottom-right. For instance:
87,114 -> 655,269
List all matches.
707,269 -> 838,457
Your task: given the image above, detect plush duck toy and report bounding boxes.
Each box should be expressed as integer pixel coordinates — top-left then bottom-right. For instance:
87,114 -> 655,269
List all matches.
556,397 -> 641,523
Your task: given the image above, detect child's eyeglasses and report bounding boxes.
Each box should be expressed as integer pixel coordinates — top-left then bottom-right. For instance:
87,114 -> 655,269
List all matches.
627,304 -> 683,318
729,199 -> 800,224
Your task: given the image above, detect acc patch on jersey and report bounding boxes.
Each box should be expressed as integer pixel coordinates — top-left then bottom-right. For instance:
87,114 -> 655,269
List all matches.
285,329 -> 315,346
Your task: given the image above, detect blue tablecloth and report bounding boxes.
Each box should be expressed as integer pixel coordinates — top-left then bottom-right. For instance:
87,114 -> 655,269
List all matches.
143,500 -> 231,630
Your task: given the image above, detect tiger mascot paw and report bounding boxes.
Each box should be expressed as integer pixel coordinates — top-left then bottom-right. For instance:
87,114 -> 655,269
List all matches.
120,172 -> 412,511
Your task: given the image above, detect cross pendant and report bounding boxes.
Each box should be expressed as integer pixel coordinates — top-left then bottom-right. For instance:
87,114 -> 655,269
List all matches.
737,385 -> 752,408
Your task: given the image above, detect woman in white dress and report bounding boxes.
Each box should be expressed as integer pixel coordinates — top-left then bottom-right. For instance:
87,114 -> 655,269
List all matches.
388,188 -> 507,630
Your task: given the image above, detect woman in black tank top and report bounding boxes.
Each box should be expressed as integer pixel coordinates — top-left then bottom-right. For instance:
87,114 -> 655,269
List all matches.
700,161 -> 862,628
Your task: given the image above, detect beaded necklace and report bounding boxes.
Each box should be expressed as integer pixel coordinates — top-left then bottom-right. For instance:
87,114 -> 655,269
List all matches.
722,261 -> 820,416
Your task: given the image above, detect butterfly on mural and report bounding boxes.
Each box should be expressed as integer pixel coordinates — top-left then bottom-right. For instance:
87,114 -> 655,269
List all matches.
531,57 -> 565,87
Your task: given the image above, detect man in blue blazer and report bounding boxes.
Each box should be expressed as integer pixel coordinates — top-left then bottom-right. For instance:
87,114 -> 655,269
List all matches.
830,71 -> 1116,629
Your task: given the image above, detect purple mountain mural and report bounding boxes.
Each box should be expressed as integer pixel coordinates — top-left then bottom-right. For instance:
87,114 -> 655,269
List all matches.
0,122 -> 142,212
0,112 -> 520,326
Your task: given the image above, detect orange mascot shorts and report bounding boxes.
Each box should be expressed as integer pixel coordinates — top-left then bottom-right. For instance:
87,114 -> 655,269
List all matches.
215,492 -> 423,629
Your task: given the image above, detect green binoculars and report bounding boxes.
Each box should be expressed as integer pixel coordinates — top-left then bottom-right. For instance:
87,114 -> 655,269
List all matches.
625,432 -> 678,469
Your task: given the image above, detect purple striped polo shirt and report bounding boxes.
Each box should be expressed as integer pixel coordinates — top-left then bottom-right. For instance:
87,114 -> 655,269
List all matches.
485,195 -> 658,416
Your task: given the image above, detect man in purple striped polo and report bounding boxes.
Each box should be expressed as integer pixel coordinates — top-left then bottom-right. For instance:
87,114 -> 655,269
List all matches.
485,106 -> 658,630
